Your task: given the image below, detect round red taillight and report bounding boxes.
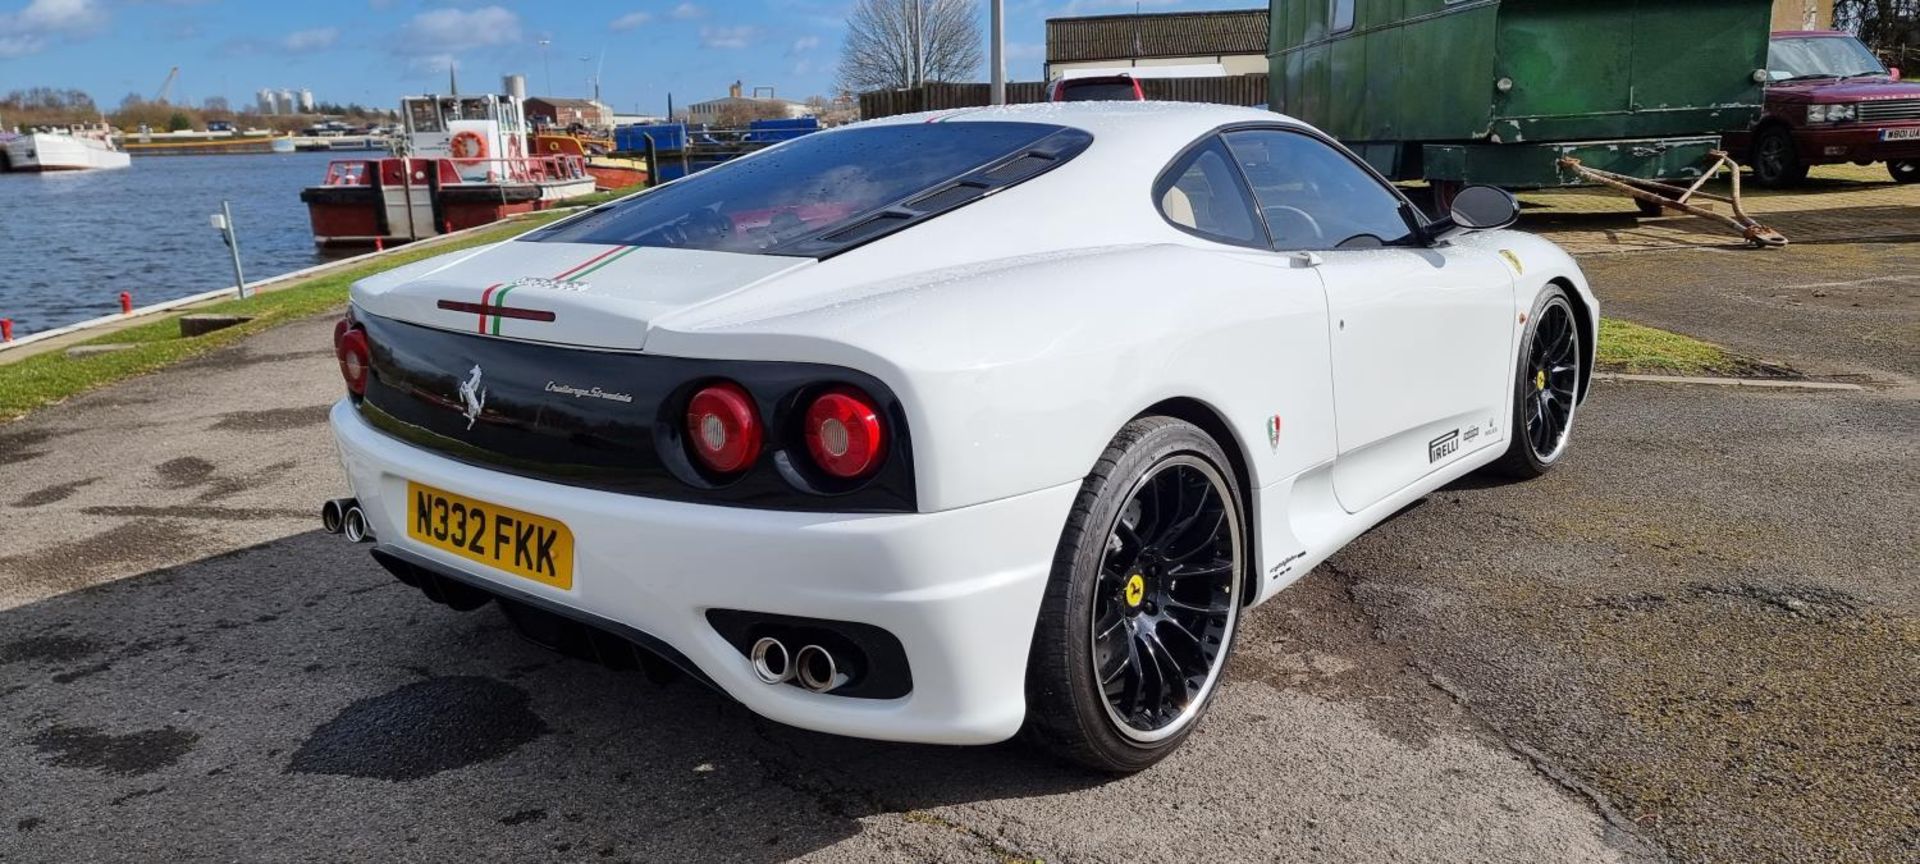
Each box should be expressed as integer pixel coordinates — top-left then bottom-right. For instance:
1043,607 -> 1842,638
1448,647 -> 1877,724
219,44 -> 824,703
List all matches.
332,317 -> 351,353
804,388 -> 885,480
686,382 -> 762,474
336,328 -> 370,396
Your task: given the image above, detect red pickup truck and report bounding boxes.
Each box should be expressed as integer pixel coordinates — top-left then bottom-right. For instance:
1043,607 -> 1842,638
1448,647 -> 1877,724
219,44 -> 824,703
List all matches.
1726,30 -> 1919,187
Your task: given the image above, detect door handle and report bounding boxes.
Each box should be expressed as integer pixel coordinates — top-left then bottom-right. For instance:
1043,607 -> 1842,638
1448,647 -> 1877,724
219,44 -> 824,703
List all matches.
1289,252 -> 1323,269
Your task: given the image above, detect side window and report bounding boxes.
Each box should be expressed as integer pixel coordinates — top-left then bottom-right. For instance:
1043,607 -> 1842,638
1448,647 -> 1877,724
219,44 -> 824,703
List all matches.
1330,0 -> 1355,33
1154,138 -> 1264,248
1222,129 -> 1416,252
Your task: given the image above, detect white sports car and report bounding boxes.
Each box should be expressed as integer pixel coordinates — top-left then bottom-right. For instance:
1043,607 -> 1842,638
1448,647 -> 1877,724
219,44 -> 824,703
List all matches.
324,102 -> 1595,772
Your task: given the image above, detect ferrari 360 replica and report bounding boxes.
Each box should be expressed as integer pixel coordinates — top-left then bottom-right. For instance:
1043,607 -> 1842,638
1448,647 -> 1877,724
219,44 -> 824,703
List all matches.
323,102 -> 1596,772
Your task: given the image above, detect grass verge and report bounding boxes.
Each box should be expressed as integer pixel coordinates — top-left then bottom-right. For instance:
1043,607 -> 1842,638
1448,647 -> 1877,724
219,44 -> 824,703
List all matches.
0,213 -> 571,421
1597,318 -> 1790,378
564,183 -> 647,208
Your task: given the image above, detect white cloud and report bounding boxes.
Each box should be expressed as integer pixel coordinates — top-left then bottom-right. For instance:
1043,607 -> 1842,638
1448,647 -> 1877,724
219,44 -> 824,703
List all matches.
0,0 -> 105,58
699,25 -> 755,50
787,35 -> 819,56
409,51 -> 457,76
609,10 -> 651,32
669,2 -> 703,20
15,0 -> 102,29
397,5 -> 521,55
283,26 -> 339,53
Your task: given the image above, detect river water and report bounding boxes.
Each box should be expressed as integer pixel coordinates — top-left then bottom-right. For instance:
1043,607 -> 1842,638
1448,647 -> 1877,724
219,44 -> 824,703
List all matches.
1,151 -> 346,337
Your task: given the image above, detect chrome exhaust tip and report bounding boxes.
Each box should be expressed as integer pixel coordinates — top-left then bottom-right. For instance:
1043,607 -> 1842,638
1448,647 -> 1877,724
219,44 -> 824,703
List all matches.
320,498 -> 353,534
750,636 -> 793,684
795,645 -> 842,693
342,505 -> 372,543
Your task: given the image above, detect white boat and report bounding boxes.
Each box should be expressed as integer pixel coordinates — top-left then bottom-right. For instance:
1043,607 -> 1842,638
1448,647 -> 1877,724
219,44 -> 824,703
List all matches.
2,129 -> 132,172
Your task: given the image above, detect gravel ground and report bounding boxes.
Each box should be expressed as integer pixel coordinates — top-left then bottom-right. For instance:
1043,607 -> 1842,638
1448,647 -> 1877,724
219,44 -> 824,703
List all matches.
1328,382 -> 1918,864
1578,240 -> 1920,384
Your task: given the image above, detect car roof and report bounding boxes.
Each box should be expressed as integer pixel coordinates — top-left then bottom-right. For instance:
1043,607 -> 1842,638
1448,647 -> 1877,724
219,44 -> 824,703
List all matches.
856,101 -> 1304,142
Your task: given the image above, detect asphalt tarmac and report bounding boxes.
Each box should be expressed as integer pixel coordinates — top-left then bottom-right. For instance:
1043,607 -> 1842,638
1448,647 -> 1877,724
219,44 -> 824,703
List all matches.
2,240 -> 1913,863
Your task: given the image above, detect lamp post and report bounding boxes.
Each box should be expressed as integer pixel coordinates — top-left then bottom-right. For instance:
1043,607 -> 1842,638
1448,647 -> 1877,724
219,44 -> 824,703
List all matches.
990,0 -> 1005,105
539,39 -> 552,95
210,201 -> 248,300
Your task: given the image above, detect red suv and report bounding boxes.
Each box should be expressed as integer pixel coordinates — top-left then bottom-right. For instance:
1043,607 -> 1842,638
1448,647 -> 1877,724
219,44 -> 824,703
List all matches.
1725,30 -> 1919,186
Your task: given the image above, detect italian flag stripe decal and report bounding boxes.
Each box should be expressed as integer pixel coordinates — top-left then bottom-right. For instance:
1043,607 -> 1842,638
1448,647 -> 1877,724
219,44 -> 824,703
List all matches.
551,244 -> 631,281
476,282 -> 503,333
481,246 -> 637,334
560,244 -> 639,282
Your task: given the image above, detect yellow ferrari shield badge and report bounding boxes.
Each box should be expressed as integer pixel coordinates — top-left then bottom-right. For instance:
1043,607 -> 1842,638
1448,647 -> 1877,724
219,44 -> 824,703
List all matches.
1124,574 -> 1146,607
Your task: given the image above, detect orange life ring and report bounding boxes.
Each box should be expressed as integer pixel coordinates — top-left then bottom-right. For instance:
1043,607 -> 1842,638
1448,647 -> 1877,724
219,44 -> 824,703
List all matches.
449,130 -> 489,164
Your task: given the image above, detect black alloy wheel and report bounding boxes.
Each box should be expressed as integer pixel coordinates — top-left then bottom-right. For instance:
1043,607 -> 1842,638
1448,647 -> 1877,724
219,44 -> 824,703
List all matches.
1890,159 -> 1919,184
1489,286 -> 1581,479
1026,417 -> 1244,773
1752,127 -> 1809,188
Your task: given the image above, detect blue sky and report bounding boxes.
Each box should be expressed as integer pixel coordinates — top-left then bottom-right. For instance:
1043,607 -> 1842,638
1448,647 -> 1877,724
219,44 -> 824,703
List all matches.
0,0 -> 1257,114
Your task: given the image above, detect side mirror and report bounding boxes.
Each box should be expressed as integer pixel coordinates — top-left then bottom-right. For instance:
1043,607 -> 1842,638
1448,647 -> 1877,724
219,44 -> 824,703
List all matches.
1424,185 -> 1520,244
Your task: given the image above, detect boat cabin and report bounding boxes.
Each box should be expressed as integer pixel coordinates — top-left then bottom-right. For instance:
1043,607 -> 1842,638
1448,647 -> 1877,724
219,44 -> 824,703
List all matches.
401,94 -> 531,182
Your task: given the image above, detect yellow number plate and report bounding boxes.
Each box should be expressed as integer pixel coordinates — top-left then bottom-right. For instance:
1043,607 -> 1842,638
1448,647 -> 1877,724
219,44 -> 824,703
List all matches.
406,481 -> 574,590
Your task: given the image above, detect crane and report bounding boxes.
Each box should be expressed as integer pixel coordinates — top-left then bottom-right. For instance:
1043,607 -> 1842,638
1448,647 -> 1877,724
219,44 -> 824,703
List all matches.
154,67 -> 179,104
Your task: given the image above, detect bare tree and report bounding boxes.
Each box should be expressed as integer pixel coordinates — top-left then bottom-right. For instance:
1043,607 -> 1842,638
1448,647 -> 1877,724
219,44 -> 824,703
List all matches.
1836,0 -> 1919,47
1835,0 -> 1919,67
836,0 -> 983,93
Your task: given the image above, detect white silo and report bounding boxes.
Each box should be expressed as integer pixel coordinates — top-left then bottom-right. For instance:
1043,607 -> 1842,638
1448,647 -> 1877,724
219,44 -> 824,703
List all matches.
278,89 -> 296,115
298,88 -> 315,113
503,74 -> 527,102
256,88 -> 276,114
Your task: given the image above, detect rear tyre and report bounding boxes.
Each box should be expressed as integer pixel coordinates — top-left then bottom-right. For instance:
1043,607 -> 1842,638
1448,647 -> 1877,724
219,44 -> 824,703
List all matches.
1751,127 -> 1808,188
1890,160 -> 1919,184
1487,286 -> 1581,480
1024,417 -> 1245,774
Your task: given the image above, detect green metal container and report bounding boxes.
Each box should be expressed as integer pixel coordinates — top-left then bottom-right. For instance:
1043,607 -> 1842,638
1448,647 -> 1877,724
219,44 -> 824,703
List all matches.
1269,0 -> 1774,187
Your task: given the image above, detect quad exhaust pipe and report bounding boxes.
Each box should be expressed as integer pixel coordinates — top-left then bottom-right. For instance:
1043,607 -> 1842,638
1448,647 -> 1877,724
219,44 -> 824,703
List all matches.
749,636 -> 794,684
794,644 -> 844,693
749,636 -> 845,693
320,497 -> 373,543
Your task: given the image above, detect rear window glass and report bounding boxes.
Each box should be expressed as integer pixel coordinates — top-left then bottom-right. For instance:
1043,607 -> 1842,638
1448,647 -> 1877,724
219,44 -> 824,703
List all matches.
529,122 -> 1079,256
1056,81 -> 1139,101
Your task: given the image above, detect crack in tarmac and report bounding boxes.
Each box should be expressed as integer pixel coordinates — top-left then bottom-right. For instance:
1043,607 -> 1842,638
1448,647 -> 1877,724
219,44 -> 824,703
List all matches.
1319,561 -> 1671,863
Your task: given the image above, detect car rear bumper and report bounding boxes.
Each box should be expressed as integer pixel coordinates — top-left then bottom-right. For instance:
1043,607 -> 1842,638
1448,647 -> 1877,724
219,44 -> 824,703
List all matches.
330,399 -> 1077,745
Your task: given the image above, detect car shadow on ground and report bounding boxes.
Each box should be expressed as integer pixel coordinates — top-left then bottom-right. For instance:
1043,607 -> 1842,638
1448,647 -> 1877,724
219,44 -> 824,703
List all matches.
0,530 -> 1108,862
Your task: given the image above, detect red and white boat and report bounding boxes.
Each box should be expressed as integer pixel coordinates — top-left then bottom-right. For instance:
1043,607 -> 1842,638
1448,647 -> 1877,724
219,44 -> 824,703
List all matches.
300,92 -> 597,247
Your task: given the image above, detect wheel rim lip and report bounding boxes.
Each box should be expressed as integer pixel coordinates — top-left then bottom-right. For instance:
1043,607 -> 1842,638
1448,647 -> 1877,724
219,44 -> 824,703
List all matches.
1757,136 -> 1789,176
1526,301 -> 1580,464
1090,454 -> 1242,744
